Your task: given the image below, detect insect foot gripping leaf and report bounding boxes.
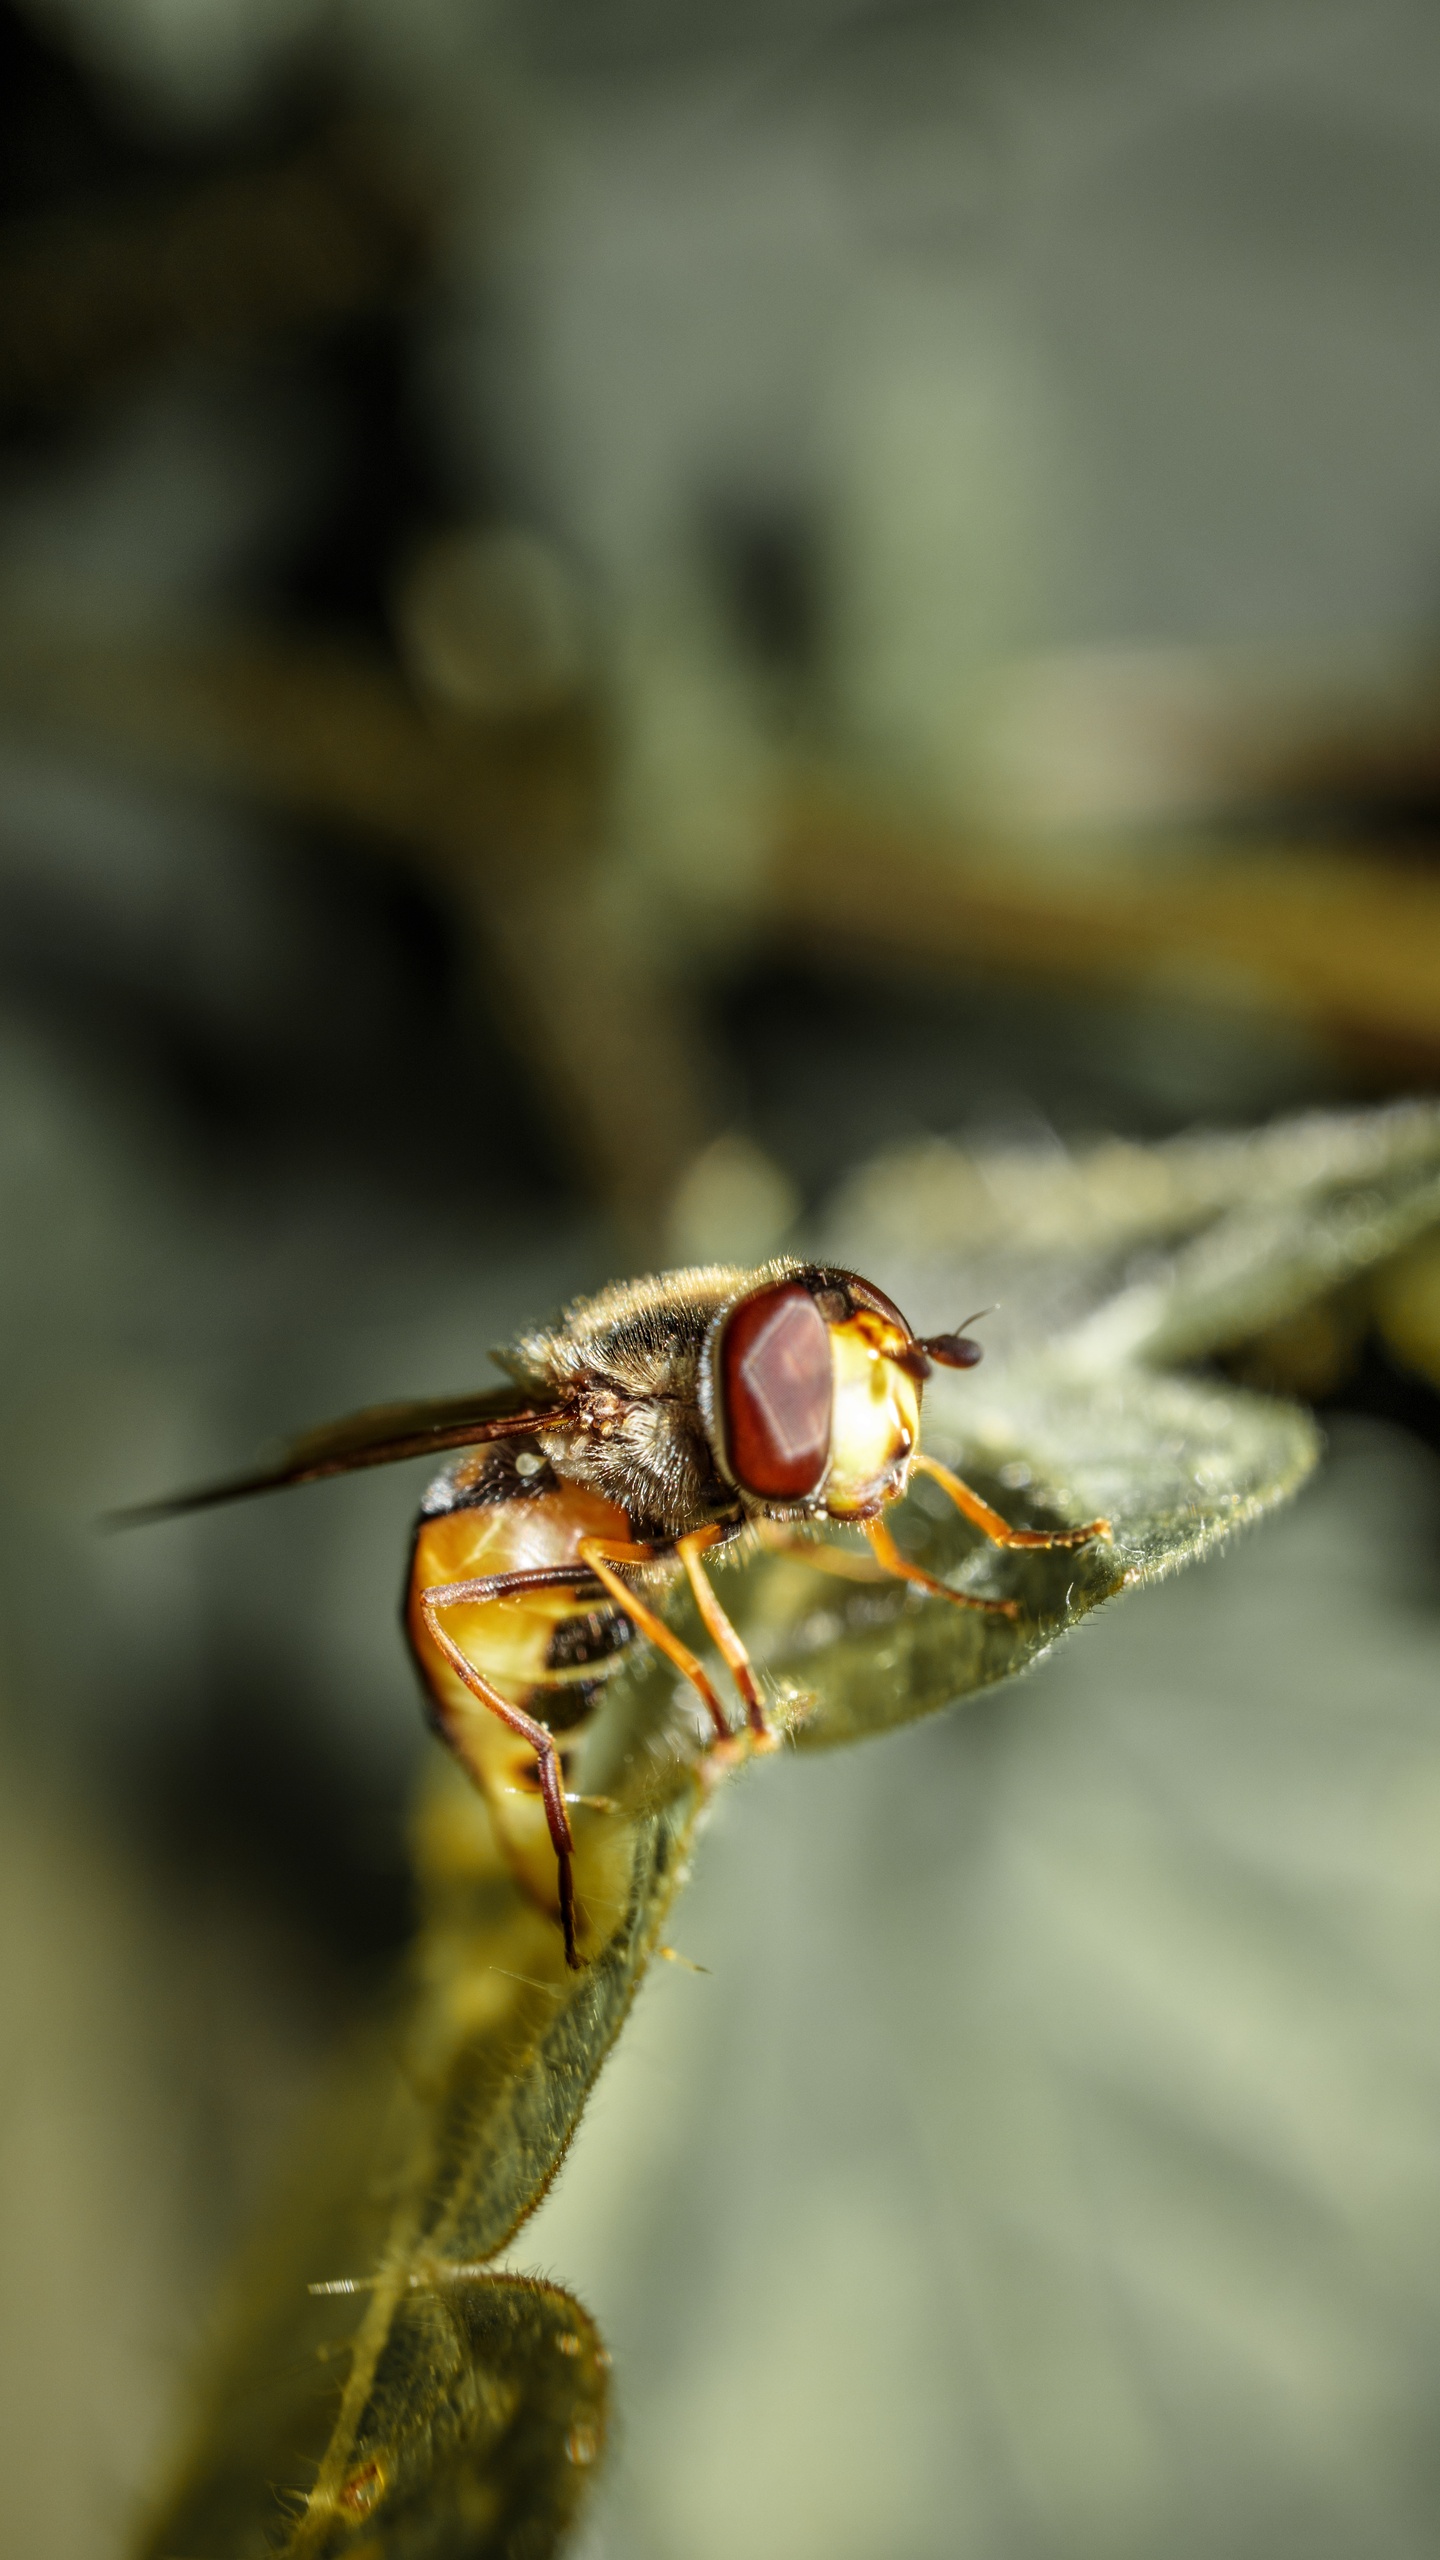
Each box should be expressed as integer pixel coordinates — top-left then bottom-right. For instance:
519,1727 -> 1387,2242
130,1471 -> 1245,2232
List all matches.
131,1101 -> 1440,2560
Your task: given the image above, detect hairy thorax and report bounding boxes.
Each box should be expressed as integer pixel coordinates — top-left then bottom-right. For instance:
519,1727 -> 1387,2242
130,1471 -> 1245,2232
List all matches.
501,1264 -> 763,1539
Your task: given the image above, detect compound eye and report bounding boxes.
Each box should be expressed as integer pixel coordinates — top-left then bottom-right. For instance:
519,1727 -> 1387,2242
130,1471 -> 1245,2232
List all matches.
719,1283 -> 832,1500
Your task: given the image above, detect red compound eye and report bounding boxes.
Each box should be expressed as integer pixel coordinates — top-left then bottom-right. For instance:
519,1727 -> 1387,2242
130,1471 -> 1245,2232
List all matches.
719,1283 -> 832,1500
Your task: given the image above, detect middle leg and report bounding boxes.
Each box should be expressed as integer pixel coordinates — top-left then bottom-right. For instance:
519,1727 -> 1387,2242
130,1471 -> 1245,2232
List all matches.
755,1521 -> 892,1581
577,1537 -> 734,1743
676,1525 -> 774,1744
758,1514 -> 1018,1617
864,1513 -> 1019,1617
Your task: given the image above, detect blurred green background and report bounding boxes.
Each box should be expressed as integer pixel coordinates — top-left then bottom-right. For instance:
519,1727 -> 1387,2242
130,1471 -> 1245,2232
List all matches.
1,2 -> 1439,2553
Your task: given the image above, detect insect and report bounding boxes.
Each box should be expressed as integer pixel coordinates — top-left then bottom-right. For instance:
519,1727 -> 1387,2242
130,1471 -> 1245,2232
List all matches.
125,1261 -> 1109,1966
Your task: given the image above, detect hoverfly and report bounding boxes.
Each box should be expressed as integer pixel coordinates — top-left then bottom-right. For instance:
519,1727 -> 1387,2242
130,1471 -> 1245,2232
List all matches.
125,1262 -> 1109,1966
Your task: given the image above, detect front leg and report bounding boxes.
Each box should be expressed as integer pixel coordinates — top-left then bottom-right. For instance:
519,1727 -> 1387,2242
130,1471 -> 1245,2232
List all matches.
913,1451 -> 1111,1549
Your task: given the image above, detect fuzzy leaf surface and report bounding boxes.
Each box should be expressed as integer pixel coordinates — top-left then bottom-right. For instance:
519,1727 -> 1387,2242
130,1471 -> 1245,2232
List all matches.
135,1101 -> 1440,2558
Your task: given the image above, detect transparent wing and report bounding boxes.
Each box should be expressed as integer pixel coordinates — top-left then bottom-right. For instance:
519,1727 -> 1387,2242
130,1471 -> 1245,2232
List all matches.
112,1380 -> 548,1523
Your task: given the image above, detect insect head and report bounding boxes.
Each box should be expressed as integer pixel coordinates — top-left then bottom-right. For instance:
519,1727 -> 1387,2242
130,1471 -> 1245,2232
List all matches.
703,1269 -> 987,1523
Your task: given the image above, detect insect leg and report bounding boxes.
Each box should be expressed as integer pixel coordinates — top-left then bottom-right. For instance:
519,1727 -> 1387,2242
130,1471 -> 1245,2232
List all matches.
754,1522 -> 892,1581
576,1538 -> 733,1743
912,1451 -> 1110,1549
420,1570 -> 595,1968
676,1526 -> 773,1742
863,1514 -> 1019,1617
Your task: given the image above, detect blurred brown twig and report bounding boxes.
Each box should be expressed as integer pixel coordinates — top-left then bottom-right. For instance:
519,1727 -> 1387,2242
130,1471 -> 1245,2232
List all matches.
771,771 -> 1440,1073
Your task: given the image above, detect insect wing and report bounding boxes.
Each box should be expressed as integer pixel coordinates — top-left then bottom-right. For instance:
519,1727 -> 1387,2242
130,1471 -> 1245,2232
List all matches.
113,1381 -> 551,1523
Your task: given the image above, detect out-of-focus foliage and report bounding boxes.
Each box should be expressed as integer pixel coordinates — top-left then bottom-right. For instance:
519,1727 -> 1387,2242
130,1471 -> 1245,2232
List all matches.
1369,1232 -> 1440,1396
135,1103 -> 1440,2559
0,116 -> 437,422
824,1100 -> 1440,1370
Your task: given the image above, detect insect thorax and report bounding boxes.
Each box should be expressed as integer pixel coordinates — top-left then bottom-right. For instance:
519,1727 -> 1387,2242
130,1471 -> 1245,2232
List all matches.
502,1264 -> 773,1537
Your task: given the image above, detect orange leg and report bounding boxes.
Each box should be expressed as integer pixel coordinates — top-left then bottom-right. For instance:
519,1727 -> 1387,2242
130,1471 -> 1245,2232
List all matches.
420,1572 -> 586,1967
912,1451 -> 1110,1549
755,1522 -> 892,1582
864,1513 -> 1019,1617
677,1526 -> 773,1743
577,1537 -> 734,1743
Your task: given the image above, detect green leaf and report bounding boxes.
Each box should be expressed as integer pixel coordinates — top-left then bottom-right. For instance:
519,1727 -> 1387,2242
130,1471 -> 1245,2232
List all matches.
133,1101 -> 1440,2560
732,1365 -> 1318,1751
132,1374 -> 1313,2560
824,1099 -> 1440,1369
135,1775 -> 683,2559
150,2269 -> 609,2560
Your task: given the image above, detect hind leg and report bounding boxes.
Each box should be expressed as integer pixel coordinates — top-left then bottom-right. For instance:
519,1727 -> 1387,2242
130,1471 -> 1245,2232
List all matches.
420,1570 -> 589,1966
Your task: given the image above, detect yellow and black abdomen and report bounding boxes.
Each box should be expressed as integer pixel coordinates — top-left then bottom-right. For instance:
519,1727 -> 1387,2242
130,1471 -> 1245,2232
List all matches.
404,1440 -> 637,1917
